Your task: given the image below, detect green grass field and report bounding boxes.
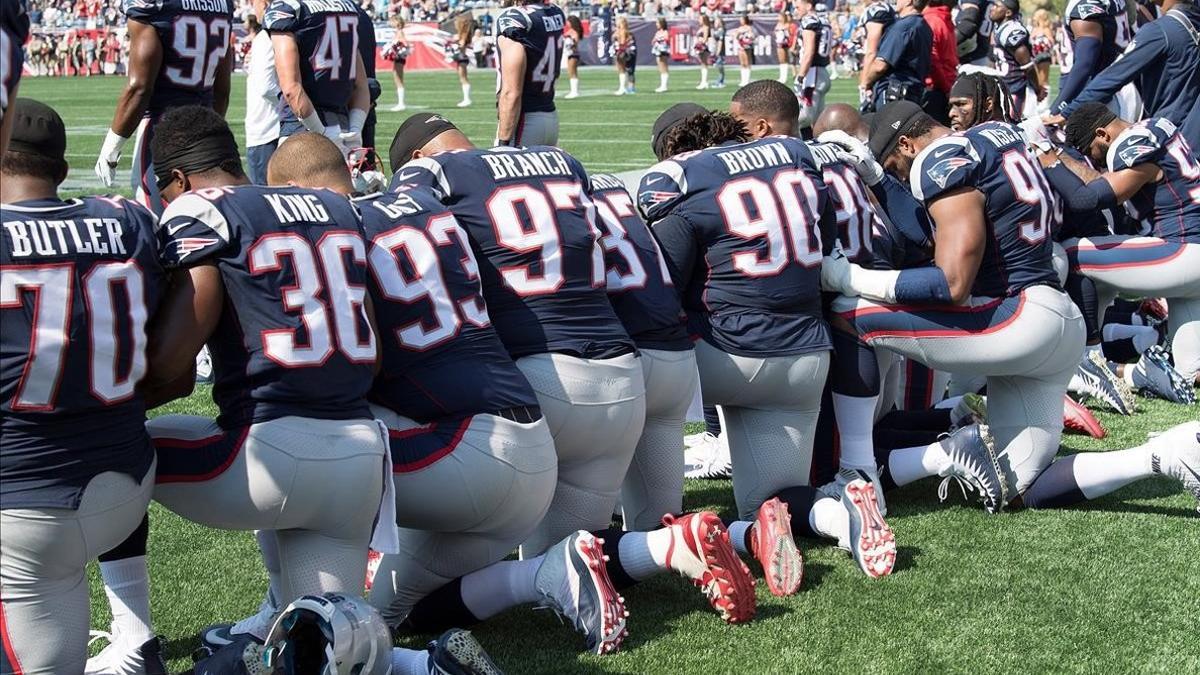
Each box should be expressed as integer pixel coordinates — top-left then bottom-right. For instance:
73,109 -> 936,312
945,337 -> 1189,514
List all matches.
15,68 -> 1200,674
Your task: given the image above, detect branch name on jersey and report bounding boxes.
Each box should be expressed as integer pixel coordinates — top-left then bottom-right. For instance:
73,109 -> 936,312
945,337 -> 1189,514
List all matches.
123,0 -> 234,114
356,187 -> 541,422
2,196 -> 165,510
391,147 -> 634,360
992,18 -> 1031,93
910,122 -> 1061,297
1106,118 -> 1200,242
636,136 -> 832,358
497,3 -> 566,114
157,185 -> 375,428
589,173 -> 689,351
264,0 -> 361,119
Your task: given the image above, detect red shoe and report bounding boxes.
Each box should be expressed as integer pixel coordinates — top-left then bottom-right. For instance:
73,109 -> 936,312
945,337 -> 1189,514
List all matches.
751,497 -> 804,596
661,511 -> 756,624
365,548 -> 383,591
1063,394 -> 1106,438
1139,298 -> 1169,321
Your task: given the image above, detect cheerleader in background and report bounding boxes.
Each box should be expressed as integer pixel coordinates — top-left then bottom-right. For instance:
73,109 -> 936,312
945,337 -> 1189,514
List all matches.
694,13 -> 713,89
564,15 -> 584,98
735,14 -> 754,86
384,16 -> 412,111
613,16 -> 637,95
774,12 -> 794,83
1029,9 -> 1055,113
653,18 -> 671,92
447,14 -> 473,107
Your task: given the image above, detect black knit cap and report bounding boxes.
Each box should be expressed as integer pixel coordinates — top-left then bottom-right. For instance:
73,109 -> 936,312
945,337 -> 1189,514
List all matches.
7,98 -> 66,161
868,100 -> 925,160
652,102 -> 708,160
389,113 -> 459,173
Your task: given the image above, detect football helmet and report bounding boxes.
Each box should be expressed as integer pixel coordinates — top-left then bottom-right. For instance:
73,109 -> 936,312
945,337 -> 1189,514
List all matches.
263,593 -> 392,675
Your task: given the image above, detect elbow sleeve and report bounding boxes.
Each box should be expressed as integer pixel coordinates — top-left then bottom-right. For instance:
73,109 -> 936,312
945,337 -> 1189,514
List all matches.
895,267 -> 954,304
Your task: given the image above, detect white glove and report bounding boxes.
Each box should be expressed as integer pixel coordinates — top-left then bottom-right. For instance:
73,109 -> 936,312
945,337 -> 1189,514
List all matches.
352,169 -> 386,194
817,129 -> 884,186
820,245 -> 855,295
338,130 -> 364,154
1018,117 -> 1055,154
821,244 -> 900,303
94,129 -> 129,188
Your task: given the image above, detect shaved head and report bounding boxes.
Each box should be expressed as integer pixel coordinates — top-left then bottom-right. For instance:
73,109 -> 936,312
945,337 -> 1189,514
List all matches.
813,103 -> 869,142
266,132 -> 353,193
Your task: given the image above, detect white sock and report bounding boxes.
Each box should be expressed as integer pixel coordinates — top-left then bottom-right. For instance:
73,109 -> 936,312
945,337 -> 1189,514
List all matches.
391,647 -> 432,675
659,72 -> 668,89
699,67 -> 708,86
779,63 -> 788,81
740,67 -> 751,85
888,441 -> 950,486
807,498 -> 848,542
396,86 -> 405,106
459,557 -> 541,621
833,393 -> 879,470
616,530 -> 670,580
100,556 -> 153,645
935,395 -> 959,410
727,520 -> 752,556
1103,323 -> 1160,355
256,530 -> 282,609
570,77 -> 579,95
618,72 -> 628,90
461,83 -> 471,101
1073,445 -> 1154,499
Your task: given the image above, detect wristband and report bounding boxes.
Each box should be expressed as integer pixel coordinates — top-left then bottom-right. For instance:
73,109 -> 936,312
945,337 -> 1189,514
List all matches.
348,108 -> 368,134
300,110 -> 325,133
100,129 -> 130,162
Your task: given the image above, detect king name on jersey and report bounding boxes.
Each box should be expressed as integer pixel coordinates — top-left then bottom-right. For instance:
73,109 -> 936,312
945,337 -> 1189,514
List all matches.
481,149 -> 573,180
262,193 -> 334,224
714,141 -> 794,175
3,217 -> 128,257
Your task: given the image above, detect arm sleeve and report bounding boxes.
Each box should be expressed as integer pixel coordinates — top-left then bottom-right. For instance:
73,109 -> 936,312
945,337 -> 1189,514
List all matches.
648,213 -> 697,289
1043,162 -> 1119,211
869,174 -> 934,249
1052,35 -> 1101,112
1062,30 -> 1166,115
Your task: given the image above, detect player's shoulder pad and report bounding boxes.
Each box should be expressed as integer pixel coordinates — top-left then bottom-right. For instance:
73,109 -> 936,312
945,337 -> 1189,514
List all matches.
800,13 -> 821,29
637,159 -> 688,223
910,135 -> 981,202
157,190 -> 232,267
389,156 -> 451,198
997,20 -> 1029,46
122,0 -> 165,20
263,0 -> 303,32
1067,0 -> 1109,21
1107,120 -> 1170,171
497,6 -> 533,39
864,2 -> 896,22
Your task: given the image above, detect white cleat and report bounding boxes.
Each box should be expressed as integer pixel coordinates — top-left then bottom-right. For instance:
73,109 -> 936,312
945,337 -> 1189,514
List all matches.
85,633 -> 167,675
199,597 -> 276,649
457,99 -> 472,108
534,531 -> 628,655
819,467 -> 888,517
1149,421 -> 1200,513
389,103 -> 407,112
613,89 -> 625,96
564,91 -> 579,99
655,86 -> 668,93
1131,345 -> 1196,405
838,479 -> 897,578
659,511 -> 756,623
683,433 -> 732,479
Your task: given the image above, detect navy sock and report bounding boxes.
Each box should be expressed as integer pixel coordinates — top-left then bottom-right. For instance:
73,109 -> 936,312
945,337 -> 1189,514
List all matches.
593,528 -> 638,590
772,486 -> 822,540
99,513 -> 149,561
831,330 -> 880,396
402,579 -> 481,633
1102,337 -> 1140,364
1022,455 -> 1087,509
703,406 -> 722,436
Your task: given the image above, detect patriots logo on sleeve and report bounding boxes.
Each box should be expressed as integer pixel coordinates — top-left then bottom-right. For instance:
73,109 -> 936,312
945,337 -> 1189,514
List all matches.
497,11 -> 528,37
1117,142 -> 1156,166
168,237 -> 221,261
123,0 -> 161,13
926,156 -> 974,189
1073,0 -> 1108,18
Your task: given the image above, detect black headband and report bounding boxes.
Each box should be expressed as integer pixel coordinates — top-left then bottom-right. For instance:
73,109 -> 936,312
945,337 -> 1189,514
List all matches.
948,76 -> 979,100
154,131 -> 239,190
389,113 -> 459,173
1067,108 -> 1117,155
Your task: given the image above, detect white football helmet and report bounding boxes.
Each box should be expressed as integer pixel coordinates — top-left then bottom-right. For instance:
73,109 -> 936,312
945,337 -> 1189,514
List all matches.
263,593 -> 392,675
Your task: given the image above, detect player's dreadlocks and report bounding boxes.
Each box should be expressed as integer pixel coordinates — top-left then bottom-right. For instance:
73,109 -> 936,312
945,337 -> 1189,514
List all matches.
1063,101 -> 1119,155
661,111 -> 751,158
949,71 -> 1017,128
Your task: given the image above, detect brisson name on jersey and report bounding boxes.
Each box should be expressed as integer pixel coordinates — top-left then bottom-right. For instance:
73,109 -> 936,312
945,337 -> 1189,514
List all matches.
391,146 -> 635,360
1106,117 -> 1200,242
910,121 -> 1061,297
496,3 -> 566,114
2,196 -> 165,510
123,0 -> 234,114
157,185 -> 377,428
637,136 -> 834,358
356,186 -> 540,422
589,173 -> 690,351
264,0 -> 361,119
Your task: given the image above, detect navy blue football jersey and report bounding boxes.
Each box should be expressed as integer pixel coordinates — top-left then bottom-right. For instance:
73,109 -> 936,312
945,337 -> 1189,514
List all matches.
265,0 -> 361,119
808,142 -> 884,267
123,0 -> 233,115
357,187 -> 541,422
1106,118 -> 1200,242
957,0 -> 994,64
392,147 -> 634,359
863,1 -> 896,26
590,173 -> 689,351
992,19 -> 1031,94
637,136 -> 833,357
1063,0 -> 1121,68
2,196 -> 165,509
1,0 -> 29,120
799,12 -> 833,67
496,3 -> 566,114
157,185 -> 376,428
910,122 -> 1061,297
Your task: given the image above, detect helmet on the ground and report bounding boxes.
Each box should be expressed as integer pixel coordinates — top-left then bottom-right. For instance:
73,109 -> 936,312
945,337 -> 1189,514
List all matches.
263,593 -> 392,675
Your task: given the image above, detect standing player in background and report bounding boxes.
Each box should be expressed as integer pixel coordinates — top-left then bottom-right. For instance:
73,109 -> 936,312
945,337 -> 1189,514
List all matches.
955,0 -> 995,66
496,0 -> 565,146
266,0 -> 370,148
653,17 -> 671,92
0,0 -> 30,157
1049,0 -> 1122,117
93,0 -> 234,213
861,0 -> 932,109
564,14 -> 583,98
694,13 -> 714,89
383,16 -> 410,111
354,0 -> 380,151
858,1 -> 894,110
796,0 -> 833,138
990,0 -> 1046,116
774,12 -> 795,84
2,98 -> 168,675
244,0 -> 280,185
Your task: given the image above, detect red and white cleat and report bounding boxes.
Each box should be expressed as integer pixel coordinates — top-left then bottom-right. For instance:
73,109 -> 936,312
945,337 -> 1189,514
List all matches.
365,548 -> 383,591
1063,395 -> 1106,438
751,497 -> 804,596
661,511 -> 757,624
841,479 -> 897,579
